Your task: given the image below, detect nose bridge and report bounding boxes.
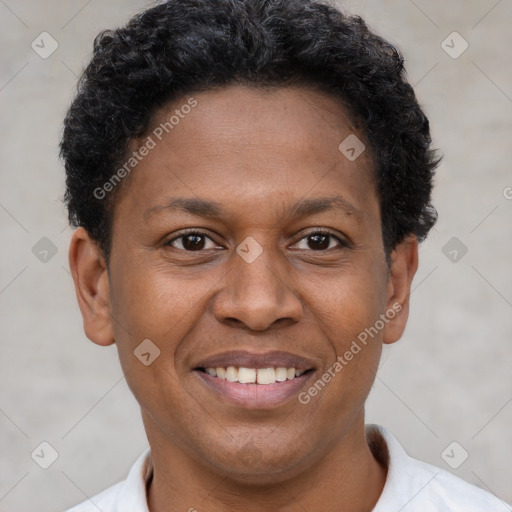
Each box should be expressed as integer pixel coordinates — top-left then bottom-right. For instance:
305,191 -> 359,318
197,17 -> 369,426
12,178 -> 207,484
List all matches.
213,236 -> 303,330
237,240 -> 282,297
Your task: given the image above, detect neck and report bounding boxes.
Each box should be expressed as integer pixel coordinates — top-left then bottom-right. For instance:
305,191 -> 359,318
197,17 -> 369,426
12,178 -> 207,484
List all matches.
145,413 -> 387,512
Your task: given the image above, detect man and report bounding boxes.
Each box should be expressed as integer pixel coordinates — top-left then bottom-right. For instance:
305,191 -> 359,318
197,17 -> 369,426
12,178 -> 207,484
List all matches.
60,0 -> 510,510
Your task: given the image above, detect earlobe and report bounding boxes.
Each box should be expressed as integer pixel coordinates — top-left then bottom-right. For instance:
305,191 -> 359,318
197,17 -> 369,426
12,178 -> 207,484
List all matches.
382,236 -> 419,345
68,227 -> 115,346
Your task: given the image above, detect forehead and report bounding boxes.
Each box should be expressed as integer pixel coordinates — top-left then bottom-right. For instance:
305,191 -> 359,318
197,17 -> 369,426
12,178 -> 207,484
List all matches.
113,85 -> 378,227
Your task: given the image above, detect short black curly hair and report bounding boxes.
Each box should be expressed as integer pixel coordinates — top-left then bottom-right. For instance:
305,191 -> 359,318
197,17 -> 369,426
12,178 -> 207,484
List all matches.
60,0 -> 439,266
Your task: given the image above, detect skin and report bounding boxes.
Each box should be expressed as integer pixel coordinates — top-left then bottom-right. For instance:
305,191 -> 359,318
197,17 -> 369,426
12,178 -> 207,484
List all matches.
69,85 -> 418,512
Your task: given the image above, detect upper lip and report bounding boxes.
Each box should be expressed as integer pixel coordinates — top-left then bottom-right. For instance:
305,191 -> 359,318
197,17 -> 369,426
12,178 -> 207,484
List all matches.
194,350 -> 316,371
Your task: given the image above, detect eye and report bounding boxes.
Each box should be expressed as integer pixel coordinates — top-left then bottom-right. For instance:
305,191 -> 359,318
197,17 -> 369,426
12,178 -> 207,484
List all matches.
293,230 -> 346,251
165,229 -> 347,253
165,230 -> 221,252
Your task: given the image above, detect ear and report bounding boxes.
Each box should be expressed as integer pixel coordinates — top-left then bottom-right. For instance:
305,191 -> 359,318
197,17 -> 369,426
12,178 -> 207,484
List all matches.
382,235 -> 419,345
68,227 -> 115,346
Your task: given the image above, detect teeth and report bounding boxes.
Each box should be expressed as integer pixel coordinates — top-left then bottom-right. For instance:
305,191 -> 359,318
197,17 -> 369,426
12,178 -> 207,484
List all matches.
257,368 -> 276,384
276,367 -> 288,381
238,367 -> 256,383
225,366 -> 238,382
203,366 -> 307,384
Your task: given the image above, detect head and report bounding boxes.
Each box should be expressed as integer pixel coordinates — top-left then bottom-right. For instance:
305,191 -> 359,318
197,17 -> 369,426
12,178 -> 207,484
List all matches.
62,0 -> 439,484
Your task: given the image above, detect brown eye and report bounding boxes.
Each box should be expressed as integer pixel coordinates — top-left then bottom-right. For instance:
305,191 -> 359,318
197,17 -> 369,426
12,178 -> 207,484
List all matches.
165,231 -> 220,251
294,231 -> 344,251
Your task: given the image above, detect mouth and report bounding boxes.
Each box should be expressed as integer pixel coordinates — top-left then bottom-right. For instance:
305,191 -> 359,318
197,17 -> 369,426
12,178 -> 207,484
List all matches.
196,366 -> 312,384
192,351 -> 316,408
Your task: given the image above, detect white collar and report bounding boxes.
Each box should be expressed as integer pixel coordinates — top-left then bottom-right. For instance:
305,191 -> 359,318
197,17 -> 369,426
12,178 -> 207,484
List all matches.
118,425 -> 393,511
109,424 -> 508,511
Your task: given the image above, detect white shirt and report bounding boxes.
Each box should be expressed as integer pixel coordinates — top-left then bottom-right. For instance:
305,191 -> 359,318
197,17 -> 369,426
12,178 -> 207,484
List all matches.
65,424 -> 511,512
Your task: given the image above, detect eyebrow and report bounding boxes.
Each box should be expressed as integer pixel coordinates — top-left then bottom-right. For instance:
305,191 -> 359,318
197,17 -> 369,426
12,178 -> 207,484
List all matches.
143,195 -> 362,221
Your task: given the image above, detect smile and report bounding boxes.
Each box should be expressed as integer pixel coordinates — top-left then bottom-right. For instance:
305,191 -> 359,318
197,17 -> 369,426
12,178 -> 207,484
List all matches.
192,351 -> 316,408
198,366 -> 309,384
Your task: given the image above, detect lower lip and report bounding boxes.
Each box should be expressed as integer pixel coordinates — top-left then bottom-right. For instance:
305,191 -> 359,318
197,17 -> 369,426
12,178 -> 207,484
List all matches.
195,370 -> 314,408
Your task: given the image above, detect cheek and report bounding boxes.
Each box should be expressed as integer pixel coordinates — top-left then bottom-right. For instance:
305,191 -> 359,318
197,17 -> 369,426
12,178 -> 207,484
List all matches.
111,260 -> 195,329
300,262 -> 387,400
307,264 -> 388,346
107,264 -> 198,431
108,259 -> 220,373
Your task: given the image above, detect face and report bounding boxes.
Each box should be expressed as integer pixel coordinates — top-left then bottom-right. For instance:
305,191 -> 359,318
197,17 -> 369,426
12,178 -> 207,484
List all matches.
70,85 -> 417,483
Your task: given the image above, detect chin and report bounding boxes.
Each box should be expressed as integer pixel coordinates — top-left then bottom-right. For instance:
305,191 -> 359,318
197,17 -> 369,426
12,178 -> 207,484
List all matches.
197,436 -> 316,486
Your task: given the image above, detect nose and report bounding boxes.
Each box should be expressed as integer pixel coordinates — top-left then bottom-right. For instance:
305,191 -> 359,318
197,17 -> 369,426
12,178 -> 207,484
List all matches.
212,245 -> 303,332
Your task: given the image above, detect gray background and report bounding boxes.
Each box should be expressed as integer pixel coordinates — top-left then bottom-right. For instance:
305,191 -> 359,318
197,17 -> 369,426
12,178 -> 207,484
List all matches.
1,0 -> 511,510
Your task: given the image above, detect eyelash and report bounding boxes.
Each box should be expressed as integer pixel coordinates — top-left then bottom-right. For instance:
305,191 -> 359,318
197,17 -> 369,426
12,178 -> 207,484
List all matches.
164,228 -> 347,252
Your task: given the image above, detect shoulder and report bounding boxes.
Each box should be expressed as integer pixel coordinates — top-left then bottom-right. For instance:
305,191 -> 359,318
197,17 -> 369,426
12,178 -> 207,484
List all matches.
64,480 -> 124,512
408,457 -> 510,511
367,424 -> 511,512
63,448 -> 152,512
